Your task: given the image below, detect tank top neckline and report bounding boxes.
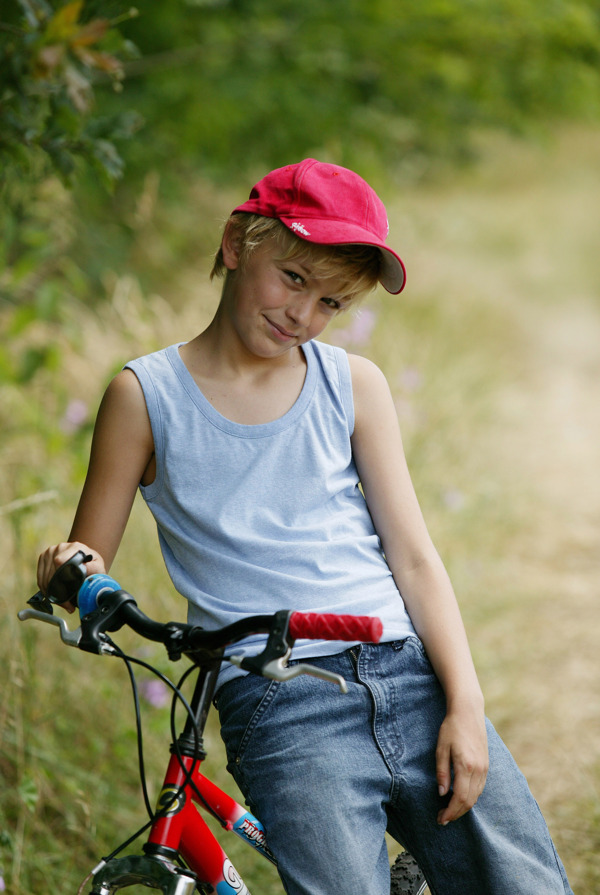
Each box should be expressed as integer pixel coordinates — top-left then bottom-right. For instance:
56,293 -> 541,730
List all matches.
166,340 -> 319,438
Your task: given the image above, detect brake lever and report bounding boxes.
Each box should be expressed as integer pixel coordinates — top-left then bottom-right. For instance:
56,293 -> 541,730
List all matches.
228,653 -> 348,694
17,606 -> 119,656
17,607 -> 82,648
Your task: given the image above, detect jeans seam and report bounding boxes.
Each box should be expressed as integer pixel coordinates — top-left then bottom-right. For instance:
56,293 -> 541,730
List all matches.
236,678 -> 281,762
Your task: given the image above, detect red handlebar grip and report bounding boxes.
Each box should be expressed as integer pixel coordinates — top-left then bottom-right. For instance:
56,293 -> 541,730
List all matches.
288,612 -> 383,643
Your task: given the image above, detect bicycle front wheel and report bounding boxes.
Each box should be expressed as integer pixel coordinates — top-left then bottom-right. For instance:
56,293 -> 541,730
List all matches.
390,851 -> 429,895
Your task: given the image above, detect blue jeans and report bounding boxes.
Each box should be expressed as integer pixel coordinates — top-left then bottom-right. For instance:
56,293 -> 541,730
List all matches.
216,638 -> 573,895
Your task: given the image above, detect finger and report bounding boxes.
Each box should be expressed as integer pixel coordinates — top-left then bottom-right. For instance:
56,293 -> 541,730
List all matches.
437,766 -> 487,825
435,740 -> 452,797
37,550 -> 48,592
438,792 -> 466,825
437,779 -> 472,825
83,553 -> 106,577
52,541 -> 87,569
37,546 -> 61,594
37,542 -> 98,596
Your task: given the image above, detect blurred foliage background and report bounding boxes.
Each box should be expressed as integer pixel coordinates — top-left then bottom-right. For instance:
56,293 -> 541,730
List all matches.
2,0 -> 600,314
1,0 -> 600,892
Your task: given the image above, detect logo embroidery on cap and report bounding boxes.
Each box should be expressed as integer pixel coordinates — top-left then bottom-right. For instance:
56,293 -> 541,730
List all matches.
290,222 -> 310,236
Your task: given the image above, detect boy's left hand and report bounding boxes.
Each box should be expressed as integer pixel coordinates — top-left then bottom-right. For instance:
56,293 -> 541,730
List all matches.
435,704 -> 489,825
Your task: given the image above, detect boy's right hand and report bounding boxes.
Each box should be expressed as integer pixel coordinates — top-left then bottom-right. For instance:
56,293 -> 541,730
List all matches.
37,542 -> 106,612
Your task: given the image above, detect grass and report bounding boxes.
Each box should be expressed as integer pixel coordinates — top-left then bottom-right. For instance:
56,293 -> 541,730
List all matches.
1,125 -> 599,892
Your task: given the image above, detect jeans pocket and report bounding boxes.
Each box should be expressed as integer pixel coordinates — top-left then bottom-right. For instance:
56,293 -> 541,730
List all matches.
390,635 -> 422,653
217,674 -> 281,773
402,638 -> 443,694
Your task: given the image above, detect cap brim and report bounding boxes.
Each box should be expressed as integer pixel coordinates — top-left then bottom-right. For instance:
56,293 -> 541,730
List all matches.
277,215 -> 406,294
378,247 -> 406,295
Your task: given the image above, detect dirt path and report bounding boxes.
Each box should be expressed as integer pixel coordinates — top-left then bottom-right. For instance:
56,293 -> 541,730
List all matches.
398,133 -> 600,845
490,294 -> 600,815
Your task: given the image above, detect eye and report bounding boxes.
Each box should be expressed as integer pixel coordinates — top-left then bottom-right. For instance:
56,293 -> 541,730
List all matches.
285,269 -> 305,286
320,296 -> 343,311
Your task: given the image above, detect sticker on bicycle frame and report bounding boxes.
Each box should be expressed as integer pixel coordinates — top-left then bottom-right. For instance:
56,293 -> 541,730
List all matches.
216,858 -> 249,895
232,812 -> 277,863
156,785 -> 186,816
233,813 -> 268,851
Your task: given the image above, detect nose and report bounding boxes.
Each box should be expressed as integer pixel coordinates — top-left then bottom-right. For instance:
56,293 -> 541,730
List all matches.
285,295 -> 314,327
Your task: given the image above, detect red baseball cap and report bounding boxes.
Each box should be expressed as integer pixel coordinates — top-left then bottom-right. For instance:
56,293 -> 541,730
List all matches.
232,159 -> 406,294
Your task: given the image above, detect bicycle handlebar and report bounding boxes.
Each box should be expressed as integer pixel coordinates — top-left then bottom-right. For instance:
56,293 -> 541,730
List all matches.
76,572 -> 382,649
21,565 -> 383,690
288,611 -> 383,644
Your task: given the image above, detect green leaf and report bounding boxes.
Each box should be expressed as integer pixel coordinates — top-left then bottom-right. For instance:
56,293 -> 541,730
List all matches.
45,1 -> 84,42
17,346 -> 53,383
91,137 -> 124,182
18,774 -> 39,813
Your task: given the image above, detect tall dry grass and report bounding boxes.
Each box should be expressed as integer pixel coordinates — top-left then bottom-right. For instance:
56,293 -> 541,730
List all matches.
1,126 -> 599,892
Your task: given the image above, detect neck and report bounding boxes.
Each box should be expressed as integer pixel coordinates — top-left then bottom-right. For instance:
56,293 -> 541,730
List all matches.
185,323 -> 303,385
190,303 -> 304,378
178,319 -> 309,426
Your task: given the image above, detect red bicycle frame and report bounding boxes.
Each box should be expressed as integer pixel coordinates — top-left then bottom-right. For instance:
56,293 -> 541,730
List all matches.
82,662 -> 276,894
148,752 -> 274,894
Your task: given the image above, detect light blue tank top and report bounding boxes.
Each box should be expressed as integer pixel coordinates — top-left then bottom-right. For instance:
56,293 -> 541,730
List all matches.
126,340 -> 415,686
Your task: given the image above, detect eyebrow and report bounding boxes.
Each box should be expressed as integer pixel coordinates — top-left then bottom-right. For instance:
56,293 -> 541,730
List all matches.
289,258 -> 312,275
284,257 -> 350,299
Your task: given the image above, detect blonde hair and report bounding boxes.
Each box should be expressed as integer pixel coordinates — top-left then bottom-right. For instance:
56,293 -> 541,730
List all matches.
211,214 -> 382,302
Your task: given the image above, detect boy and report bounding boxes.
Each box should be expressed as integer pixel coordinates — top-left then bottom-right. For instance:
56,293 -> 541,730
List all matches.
38,159 -> 572,894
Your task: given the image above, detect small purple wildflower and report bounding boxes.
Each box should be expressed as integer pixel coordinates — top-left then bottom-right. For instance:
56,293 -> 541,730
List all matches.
332,308 -> 377,347
60,399 -> 88,434
0,875 -> 6,892
140,679 -> 170,709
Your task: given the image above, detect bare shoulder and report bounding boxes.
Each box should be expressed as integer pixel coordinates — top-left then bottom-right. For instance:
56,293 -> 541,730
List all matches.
98,369 -> 149,421
93,368 -> 153,452
347,352 -> 387,385
102,367 -> 146,405
347,353 -> 396,431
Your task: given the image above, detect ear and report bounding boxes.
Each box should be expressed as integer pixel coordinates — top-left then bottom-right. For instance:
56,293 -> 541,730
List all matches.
221,219 -> 242,270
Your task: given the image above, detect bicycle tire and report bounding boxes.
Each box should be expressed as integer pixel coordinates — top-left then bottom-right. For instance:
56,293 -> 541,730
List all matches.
390,851 -> 429,895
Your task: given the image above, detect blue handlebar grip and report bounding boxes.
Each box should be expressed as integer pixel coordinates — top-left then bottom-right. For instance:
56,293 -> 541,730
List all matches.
78,574 -> 121,618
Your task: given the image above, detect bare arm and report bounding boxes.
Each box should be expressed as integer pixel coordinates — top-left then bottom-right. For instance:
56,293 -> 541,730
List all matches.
349,354 -> 488,825
37,369 -> 154,597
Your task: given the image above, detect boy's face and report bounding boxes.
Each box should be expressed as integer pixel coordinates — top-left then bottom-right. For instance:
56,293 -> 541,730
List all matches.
221,237 -> 351,359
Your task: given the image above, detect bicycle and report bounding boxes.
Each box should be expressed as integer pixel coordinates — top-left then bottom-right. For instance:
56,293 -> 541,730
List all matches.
20,552 -> 428,895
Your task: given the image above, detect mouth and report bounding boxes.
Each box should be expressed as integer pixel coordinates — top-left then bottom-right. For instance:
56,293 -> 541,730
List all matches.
265,317 -> 297,341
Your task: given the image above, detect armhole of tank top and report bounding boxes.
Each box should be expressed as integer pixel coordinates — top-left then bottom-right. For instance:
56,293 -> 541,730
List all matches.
332,346 -> 355,436
123,360 -> 164,501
